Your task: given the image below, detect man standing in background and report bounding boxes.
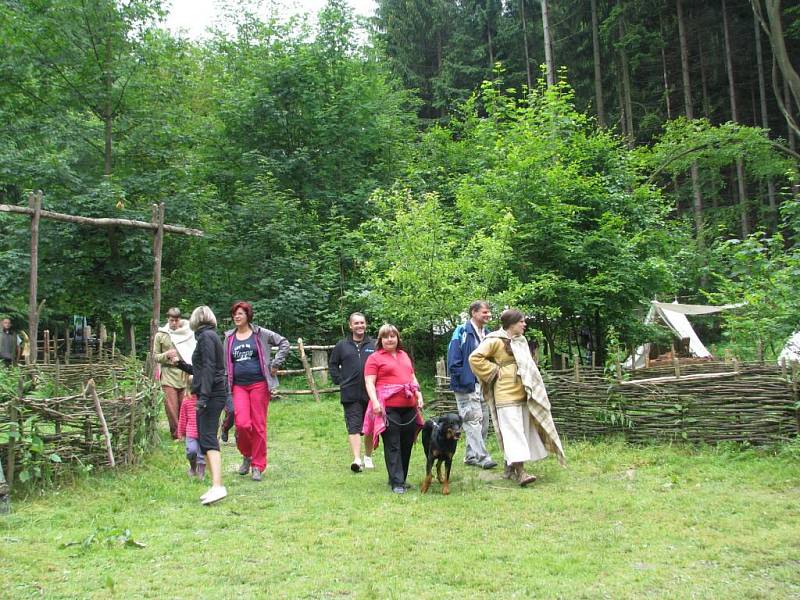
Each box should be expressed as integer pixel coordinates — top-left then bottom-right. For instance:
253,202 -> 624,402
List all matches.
329,312 -> 376,473
0,318 -> 20,367
447,301 -> 497,469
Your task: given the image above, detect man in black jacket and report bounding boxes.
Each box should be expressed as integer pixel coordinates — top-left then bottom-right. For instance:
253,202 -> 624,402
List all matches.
329,313 -> 376,473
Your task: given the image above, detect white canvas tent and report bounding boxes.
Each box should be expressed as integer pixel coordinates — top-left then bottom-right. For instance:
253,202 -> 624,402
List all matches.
624,301 -> 742,370
777,331 -> 800,366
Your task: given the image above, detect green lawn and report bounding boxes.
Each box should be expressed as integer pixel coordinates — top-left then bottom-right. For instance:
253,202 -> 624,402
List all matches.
2,394 -> 799,599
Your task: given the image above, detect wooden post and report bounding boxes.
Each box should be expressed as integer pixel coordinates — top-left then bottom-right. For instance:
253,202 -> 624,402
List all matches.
792,362 -> 799,433
65,329 -> 71,365
673,356 -> 681,378
297,338 -> 320,402
27,191 -> 42,365
732,357 -> 740,379
86,379 -> 115,468
129,324 -> 136,357
150,203 -> 165,371
615,352 -> 622,383
0,447 -> 9,513
54,359 -> 62,435
98,326 -> 104,361
573,352 -> 580,382
43,329 -> 50,365
127,392 -> 137,465
560,354 -> 566,371
781,357 -> 788,380
111,332 -> 117,359
86,325 -> 93,362
311,349 -> 328,385
7,378 -> 23,488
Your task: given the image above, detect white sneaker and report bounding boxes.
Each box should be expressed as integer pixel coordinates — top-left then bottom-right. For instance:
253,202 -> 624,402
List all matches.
363,456 -> 374,469
201,485 -> 227,505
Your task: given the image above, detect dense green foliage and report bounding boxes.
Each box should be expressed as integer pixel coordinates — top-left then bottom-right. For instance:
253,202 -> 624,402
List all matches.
0,0 -> 798,362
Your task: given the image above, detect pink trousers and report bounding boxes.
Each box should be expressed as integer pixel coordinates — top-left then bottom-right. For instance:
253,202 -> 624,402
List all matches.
232,381 -> 271,471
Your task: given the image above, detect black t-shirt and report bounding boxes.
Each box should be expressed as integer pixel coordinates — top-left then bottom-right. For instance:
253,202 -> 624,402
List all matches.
231,334 -> 265,385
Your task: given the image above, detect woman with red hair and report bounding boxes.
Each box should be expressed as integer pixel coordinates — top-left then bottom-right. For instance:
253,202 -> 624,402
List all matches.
225,301 -> 290,481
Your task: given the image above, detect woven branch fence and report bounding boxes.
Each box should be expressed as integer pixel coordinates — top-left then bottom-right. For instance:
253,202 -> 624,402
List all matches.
1,360 -> 159,492
432,360 -> 800,445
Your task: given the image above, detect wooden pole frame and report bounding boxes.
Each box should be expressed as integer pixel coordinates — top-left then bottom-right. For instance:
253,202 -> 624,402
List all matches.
27,192 -> 42,365
0,195 -> 203,363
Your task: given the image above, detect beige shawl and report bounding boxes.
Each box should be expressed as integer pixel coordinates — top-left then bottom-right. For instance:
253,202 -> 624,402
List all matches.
480,329 -> 566,466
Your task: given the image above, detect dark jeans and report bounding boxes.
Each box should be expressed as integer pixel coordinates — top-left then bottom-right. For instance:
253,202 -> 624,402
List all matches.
196,395 -> 227,454
381,407 -> 418,487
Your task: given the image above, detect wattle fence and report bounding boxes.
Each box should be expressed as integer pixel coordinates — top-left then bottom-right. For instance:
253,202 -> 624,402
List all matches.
432,360 -> 800,445
1,359 -> 159,494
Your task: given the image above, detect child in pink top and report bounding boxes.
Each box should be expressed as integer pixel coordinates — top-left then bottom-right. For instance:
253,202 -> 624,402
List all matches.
178,392 -> 206,479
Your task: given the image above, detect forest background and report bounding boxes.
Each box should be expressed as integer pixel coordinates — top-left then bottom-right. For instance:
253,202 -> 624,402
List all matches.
0,0 -> 799,366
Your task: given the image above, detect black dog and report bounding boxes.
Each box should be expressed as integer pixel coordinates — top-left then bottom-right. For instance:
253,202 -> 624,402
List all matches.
420,413 -> 463,495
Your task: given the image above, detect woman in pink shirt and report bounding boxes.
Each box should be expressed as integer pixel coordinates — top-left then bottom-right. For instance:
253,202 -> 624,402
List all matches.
364,324 -> 424,494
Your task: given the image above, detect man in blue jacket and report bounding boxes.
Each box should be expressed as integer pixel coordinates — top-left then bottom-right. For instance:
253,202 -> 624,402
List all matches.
447,301 -> 497,469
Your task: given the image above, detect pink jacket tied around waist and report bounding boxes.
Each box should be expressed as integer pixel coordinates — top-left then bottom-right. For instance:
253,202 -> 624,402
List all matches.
362,383 -> 424,450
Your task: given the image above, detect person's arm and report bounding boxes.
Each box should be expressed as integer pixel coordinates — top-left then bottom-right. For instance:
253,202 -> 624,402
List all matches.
468,338 -> 500,384
446,331 -> 463,380
365,374 -> 381,414
152,332 -> 172,366
412,373 -> 424,408
328,343 -> 342,385
268,329 -> 291,375
195,334 -> 215,407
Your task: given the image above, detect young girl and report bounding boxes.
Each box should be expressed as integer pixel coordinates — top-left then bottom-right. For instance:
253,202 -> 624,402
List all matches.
177,378 -> 206,479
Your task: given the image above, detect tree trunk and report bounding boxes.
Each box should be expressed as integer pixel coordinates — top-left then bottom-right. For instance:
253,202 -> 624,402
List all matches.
754,13 -> 778,229
520,0 -> 533,90
659,14 -> 672,120
591,0 -> 606,126
486,0 -> 495,69
104,36 -> 113,176
785,78 -> 800,197
618,8 -> 634,145
541,0 -> 555,87
697,34 -> 712,118
722,0 -> 749,237
754,0 -> 800,136
677,0 -> 705,255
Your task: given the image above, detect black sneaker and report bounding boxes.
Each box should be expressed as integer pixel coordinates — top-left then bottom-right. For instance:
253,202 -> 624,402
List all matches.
238,457 -> 251,475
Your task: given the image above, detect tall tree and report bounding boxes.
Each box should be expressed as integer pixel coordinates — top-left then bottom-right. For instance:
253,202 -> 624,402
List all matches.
676,0 -> 706,255
591,0 -> 607,126
541,0 -> 555,87
616,4 -> 635,144
520,0 -> 534,90
722,0 -> 750,237
751,0 -> 800,136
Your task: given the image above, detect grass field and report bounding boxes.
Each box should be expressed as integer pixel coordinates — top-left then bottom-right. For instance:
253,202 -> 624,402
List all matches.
2,392 -> 800,599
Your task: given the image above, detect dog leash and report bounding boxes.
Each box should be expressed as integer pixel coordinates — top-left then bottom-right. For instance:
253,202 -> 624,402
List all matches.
384,412 -> 421,427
